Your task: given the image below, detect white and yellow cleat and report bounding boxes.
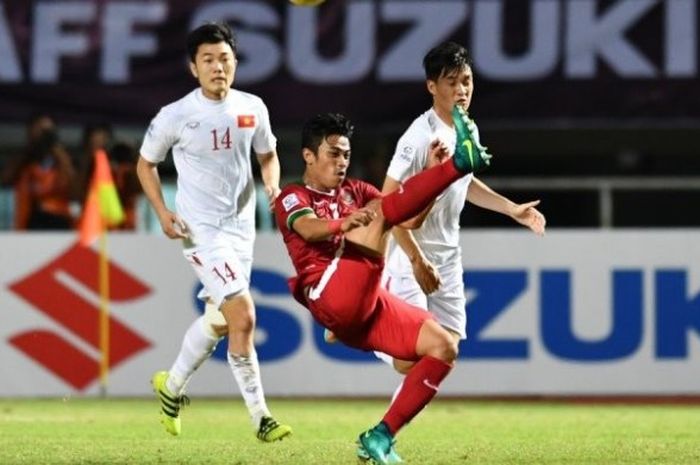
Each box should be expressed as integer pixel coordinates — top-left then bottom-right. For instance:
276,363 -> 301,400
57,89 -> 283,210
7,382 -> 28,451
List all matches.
151,371 -> 189,436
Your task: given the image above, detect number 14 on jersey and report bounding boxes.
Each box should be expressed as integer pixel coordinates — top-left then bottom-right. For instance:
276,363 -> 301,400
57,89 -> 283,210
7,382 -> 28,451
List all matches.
211,127 -> 232,151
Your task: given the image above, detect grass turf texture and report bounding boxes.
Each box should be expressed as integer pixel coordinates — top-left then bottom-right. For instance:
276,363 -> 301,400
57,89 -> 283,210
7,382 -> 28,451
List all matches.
1,399 -> 699,464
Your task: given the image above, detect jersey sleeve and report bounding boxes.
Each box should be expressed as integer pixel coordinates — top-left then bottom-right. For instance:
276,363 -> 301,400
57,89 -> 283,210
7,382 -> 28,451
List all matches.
358,180 -> 382,203
275,185 -> 314,232
140,108 -> 178,163
386,132 -> 428,183
252,99 -> 277,155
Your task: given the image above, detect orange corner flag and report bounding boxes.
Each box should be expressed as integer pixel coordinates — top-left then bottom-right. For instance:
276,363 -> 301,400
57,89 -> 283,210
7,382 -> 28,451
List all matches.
79,149 -> 125,246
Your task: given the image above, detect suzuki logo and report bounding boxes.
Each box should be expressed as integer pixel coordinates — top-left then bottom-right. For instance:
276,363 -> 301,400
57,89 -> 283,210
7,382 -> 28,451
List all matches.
8,244 -> 151,390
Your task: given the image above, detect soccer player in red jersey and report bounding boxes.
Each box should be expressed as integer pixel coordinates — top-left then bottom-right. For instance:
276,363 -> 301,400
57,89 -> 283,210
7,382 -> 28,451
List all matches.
274,111 -> 489,464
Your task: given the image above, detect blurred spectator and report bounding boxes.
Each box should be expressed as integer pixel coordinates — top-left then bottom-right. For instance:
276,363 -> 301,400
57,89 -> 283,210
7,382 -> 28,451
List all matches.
1,113 -> 55,186
78,123 -> 113,201
9,114 -> 76,229
110,142 -> 140,230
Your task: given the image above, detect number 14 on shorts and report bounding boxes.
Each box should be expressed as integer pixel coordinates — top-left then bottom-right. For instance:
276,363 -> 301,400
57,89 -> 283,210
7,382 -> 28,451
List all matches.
212,262 -> 237,284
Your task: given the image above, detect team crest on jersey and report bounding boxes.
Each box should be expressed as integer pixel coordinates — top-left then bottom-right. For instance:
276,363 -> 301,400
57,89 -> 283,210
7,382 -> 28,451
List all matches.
238,115 -> 256,128
282,193 -> 301,212
399,145 -> 414,163
339,188 -> 354,206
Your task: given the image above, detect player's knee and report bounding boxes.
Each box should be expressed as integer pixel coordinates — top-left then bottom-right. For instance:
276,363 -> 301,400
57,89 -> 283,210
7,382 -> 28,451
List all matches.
420,320 -> 458,362
440,338 -> 458,363
428,332 -> 457,363
393,359 -> 415,375
221,294 -> 256,333
234,312 -> 255,333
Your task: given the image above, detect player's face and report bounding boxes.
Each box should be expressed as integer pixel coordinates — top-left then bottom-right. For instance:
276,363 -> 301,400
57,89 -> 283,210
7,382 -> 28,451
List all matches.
303,134 -> 351,191
428,64 -> 473,117
189,42 -> 237,100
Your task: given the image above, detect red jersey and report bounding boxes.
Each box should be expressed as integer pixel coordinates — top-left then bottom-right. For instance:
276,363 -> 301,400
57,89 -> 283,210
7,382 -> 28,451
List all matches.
274,179 -> 381,288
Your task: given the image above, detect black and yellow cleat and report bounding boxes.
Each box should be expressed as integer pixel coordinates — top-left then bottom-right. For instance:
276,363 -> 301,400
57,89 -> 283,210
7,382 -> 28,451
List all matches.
151,371 -> 189,436
257,416 -> 293,442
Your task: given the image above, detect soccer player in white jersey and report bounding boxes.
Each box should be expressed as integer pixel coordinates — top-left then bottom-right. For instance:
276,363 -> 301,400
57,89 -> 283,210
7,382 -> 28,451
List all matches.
136,23 -> 291,442
379,41 -> 546,376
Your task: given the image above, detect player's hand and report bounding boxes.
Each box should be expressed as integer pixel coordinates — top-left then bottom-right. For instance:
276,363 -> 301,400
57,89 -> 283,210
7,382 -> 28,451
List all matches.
158,209 -> 190,239
426,139 -> 450,169
341,208 -> 376,232
509,200 -> 546,236
411,255 -> 442,294
264,185 -> 281,211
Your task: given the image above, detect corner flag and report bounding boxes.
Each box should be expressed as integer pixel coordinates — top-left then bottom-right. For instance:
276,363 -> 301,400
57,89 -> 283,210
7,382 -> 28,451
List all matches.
79,149 -> 125,246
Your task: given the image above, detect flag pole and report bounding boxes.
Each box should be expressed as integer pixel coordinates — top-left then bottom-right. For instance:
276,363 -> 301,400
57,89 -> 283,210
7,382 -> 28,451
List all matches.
79,148 -> 123,396
98,228 -> 110,397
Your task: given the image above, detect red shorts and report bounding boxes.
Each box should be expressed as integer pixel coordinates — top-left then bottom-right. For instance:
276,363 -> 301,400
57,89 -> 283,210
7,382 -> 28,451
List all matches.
304,247 -> 432,361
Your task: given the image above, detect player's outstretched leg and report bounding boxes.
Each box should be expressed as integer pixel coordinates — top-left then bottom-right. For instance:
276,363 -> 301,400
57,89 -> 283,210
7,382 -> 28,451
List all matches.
257,415 -> 293,442
381,105 -> 490,227
452,105 -> 491,173
151,371 -> 190,436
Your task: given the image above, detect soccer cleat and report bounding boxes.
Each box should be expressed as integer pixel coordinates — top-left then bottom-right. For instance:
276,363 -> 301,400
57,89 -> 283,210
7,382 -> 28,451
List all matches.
357,422 -> 395,465
151,371 -> 189,436
452,105 -> 492,174
357,440 -> 404,464
257,416 -> 293,442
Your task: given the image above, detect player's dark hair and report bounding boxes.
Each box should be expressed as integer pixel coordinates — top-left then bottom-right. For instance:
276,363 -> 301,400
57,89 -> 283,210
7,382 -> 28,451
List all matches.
301,113 -> 354,154
423,41 -> 471,81
187,23 -> 237,62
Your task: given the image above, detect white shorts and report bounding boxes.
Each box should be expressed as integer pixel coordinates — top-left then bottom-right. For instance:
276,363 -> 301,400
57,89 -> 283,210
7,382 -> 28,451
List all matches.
384,260 -> 466,339
182,217 -> 254,308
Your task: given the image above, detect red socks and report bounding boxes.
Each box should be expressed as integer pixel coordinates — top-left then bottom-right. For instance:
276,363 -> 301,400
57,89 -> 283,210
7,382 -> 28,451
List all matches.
382,355 -> 453,436
381,161 -> 463,226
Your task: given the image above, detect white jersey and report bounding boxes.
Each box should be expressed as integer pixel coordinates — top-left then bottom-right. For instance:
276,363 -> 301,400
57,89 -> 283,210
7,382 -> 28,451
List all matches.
140,88 -> 276,233
385,108 -> 475,276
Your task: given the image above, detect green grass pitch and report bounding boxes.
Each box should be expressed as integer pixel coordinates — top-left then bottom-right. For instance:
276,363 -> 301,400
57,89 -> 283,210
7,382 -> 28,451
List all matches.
1,398 -> 699,464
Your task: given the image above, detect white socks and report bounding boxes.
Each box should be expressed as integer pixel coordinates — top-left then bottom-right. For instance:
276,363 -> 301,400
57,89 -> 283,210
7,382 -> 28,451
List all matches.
227,350 -> 270,429
166,315 -> 221,395
164,310 -> 271,430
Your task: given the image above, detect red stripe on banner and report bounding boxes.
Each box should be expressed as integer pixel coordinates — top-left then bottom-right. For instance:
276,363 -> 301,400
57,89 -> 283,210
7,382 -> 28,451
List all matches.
55,243 -> 151,301
9,330 -> 98,390
8,243 -> 151,370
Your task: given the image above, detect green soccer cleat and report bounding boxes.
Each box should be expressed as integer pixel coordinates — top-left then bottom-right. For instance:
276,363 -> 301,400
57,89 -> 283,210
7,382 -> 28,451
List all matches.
151,371 -> 189,436
257,416 -> 293,442
357,422 -> 395,465
452,105 -> 492,174
357,441 -> 404,464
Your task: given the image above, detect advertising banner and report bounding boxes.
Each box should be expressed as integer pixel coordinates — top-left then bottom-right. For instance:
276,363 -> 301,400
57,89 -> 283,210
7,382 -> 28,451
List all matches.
1,230 -> 699,397
0,0 -> 697,125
